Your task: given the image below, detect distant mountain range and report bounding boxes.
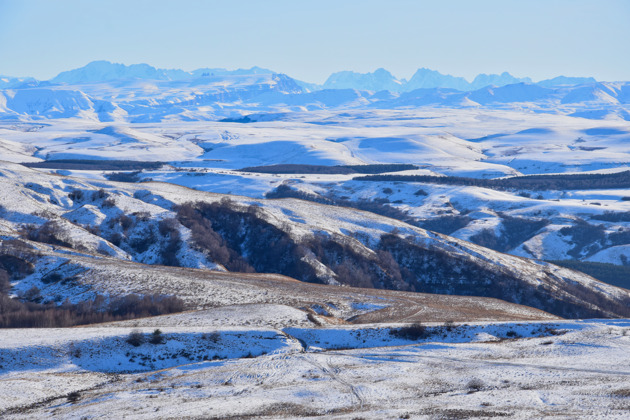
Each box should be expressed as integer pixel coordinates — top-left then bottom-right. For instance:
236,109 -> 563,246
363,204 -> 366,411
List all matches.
1,61 -> 628,123
49,60 -> 276,84
5,60 -> 601,91
321,68 -> 574,92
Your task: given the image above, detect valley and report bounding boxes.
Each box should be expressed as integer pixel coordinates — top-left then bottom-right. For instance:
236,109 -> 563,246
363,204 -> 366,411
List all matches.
2,61 -> 630,418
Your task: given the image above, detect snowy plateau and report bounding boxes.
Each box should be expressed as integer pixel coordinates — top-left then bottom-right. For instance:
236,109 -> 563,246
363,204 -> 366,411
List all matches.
2,61 -> 630,418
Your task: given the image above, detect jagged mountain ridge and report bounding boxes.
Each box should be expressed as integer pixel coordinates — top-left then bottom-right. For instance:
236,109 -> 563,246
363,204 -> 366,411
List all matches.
50,61 -> 276,84
20,60 -> 601,90
2,60 -> 627,123
322,68 -> 406,92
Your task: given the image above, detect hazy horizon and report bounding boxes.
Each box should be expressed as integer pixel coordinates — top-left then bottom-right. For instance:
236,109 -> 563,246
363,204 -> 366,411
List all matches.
1,0 -> 629,83
0,59 -> 609,84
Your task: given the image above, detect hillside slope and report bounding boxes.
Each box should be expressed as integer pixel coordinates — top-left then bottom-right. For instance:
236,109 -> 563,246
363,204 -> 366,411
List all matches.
1,161 -> 629,319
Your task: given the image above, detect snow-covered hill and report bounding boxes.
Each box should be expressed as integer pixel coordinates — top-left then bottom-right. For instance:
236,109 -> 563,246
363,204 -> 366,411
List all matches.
2,78 -> 628,123
1,161 -> 629,319
3,107 -> 630,271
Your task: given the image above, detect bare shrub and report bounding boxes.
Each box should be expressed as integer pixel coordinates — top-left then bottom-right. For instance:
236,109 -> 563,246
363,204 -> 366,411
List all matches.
42,272 -> 63,284
390,323 -> 428,340
127,330 -> 145,347
306,312 -> 322,326
67,391 -> 81,403
22,221 -> 72,248
202,332 -> 220,343
109,214 -> 134,232
611,389 -> 630,398
157,218 -> 182,266
85,224 -> 101,236
120,215 -> 134,231
23,286 -> 42,303
91,189 -> 108,201
0,269 -> 10,294
68,189 -> 84,201
108,232 -> 123,246
0,254 -> 35,280
466,378 -> 485,393
133,211 -> 151,222
106,171 -> 142,183
149,328 -> 165,344
158,218 -> 179,236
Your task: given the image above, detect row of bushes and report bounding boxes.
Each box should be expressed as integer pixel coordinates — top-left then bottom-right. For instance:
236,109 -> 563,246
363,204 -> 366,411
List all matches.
23,159 -> 163,171
0,240 -> 185,328
469,213 -> 550,253
548,260 -> 630,290
354,170 -> 630,191
265,184 -> 415,225
239,163 -> 418,175
0,287 -> 185,328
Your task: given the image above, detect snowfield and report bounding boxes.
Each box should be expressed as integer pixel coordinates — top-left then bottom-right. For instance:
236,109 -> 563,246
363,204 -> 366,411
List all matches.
2,320 -> 630,418
3,105 -> 630,266
3,63 -> 630,418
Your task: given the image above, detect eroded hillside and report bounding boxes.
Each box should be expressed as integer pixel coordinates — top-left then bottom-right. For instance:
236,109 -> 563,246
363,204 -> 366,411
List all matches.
1,161 -> 628,320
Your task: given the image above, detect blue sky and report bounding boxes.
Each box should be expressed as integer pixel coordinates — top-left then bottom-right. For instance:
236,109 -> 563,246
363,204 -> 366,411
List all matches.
1,0 -> 629,83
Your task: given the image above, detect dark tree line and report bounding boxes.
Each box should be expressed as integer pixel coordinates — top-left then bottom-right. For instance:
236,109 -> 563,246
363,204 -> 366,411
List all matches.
265,184 -> 415,224
239,163 -> 418,175
173,199 -> 630,318
354,170 -> 630,191
469,214 -> 550,253
592,211 -> 630,222
559,219 -> 607,259
105,171 -> 143,183
376,233 -> 630,319
23,160 -> 163,171
0,290 -> 185,328
176,199 -> 406,289
0,241 -> 185,328
549,260 -> 630,290
420,215 -> 472,236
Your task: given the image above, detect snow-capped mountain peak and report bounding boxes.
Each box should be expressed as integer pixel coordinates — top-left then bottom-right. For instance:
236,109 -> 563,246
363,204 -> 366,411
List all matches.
323,68 -> 404,92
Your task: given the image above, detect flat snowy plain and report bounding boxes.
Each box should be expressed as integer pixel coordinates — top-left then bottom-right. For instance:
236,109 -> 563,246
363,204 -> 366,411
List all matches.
2,320 -> 630,419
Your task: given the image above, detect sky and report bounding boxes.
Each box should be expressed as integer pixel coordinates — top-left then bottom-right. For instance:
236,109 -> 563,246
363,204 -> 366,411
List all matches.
1,0 -> 629,83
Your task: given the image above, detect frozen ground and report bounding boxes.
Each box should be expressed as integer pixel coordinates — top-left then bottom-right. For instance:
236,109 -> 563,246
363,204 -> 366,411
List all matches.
2,319 -> 630,419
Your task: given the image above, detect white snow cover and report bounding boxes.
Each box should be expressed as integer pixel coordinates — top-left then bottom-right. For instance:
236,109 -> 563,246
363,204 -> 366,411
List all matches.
2,320 -> 630,418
